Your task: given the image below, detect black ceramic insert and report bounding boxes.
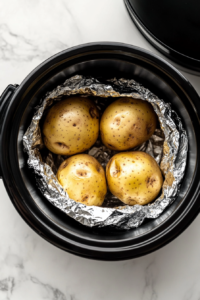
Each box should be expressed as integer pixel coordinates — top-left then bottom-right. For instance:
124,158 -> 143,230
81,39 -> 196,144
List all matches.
0,43 -> 200,260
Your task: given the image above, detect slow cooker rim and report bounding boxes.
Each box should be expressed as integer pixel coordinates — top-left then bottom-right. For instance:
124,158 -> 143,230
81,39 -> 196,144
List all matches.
1,42 -> 200,260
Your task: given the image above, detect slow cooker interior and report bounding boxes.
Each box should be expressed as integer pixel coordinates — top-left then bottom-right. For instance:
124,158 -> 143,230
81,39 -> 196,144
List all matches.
17,55 -> 196,242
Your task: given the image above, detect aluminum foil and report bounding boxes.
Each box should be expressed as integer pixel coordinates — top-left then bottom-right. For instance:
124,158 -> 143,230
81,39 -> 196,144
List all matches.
23,75 -> 188,229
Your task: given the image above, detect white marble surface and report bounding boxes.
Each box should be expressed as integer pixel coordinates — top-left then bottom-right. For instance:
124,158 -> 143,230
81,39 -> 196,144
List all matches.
1,0 -> 200,299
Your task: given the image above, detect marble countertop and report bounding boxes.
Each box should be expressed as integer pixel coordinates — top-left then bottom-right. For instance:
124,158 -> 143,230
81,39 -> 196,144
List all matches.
1,0 -> 200,299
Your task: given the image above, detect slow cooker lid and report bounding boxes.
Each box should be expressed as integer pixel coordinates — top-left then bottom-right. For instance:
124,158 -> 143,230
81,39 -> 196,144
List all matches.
125,0 -> 200,72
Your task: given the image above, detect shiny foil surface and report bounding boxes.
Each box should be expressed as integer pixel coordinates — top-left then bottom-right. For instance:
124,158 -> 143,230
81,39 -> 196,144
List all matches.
23,75 -> 188,229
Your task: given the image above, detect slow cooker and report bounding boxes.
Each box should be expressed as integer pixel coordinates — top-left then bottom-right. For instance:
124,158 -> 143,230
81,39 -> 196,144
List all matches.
0,42 -> 200,260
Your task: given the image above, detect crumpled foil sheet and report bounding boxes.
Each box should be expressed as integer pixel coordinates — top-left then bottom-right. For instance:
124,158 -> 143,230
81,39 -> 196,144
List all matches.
23,75 -> 188,229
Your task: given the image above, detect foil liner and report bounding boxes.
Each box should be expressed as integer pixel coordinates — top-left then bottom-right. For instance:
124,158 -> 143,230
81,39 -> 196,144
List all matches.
23,75 -> 188,229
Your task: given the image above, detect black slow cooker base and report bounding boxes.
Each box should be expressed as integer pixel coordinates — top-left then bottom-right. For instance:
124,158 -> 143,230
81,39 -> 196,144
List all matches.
19,57 -> 194,241
1,43 -> 200,260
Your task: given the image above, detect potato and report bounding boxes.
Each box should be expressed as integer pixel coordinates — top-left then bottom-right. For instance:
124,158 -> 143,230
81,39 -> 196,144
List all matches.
100,97 -> 157,150
57,154 -> 107,206
43,96 -> 99,155
106,151 -> 163,205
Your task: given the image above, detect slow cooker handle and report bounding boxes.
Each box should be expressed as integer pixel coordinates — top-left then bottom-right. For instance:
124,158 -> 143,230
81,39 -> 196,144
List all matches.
0,84 -> 19,179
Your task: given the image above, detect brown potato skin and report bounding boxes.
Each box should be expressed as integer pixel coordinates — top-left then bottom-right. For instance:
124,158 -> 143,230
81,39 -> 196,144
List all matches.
106,151 -> 163,205
43,96 -> 99,155
100,97 -> 157,150
57,154 -> 107,206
